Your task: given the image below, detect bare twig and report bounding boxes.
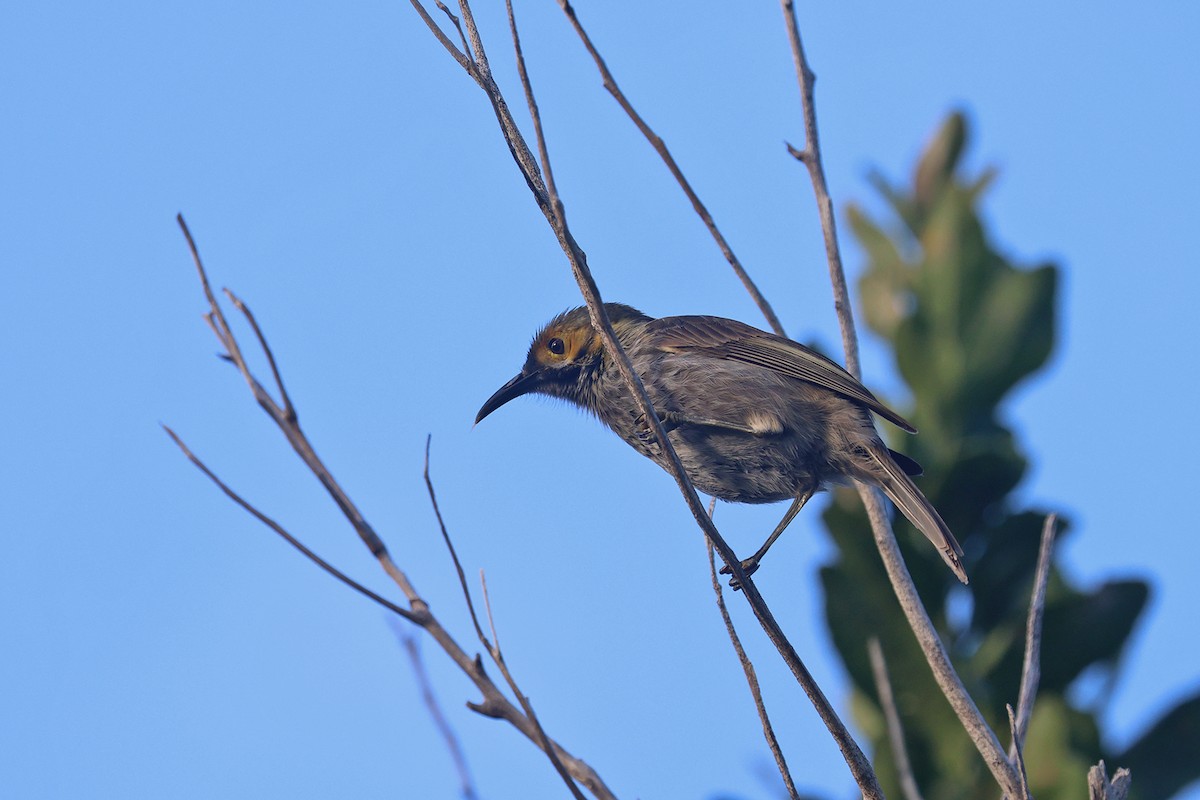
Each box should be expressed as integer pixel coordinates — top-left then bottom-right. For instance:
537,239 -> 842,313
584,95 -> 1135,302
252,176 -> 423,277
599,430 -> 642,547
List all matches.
173,216 -> 618,800
393,624 -> 480,800
163,425 -> 420,623
424,435 -> 488,645
424,436 -> 587,800
556,0 -> 785,337
505,0 -> 558,204
407,0 -> 472,74
434,2 -> 473,65
779,3 -> 856,373
1013,514 -> 1058,751
224,288 -> 295,421
478,573 -> 587,800
778,5 -> 1022,796
1005,705 -> 1032,800
867,638 -> 924,800
705,499 -> 797,799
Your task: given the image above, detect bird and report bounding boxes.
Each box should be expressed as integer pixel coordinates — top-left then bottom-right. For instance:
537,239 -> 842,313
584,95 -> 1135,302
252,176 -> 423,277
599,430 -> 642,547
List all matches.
475,303 -> 966,585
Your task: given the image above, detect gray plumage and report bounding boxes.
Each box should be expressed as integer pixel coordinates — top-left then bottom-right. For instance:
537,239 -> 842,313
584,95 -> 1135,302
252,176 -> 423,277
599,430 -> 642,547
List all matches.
476,303 -> 967,584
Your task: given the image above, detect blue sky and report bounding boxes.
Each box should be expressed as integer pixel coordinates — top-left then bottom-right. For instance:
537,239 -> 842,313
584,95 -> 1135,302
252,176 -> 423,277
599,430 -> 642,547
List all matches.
3,3 -> 1198,799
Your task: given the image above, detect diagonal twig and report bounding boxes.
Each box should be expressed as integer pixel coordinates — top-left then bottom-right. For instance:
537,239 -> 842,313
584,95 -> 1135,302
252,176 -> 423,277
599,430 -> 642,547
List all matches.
424,436 -> 589,800
477,572 -> 588,800
392,623 -> 480,800
868,637 -> 924,800
424,435 -> 488,646
555,0 -> 785,337
505,0 -> 558,204
164,424 -> 419,623
1006,705 -> 1033,800
706,524 -> 798,799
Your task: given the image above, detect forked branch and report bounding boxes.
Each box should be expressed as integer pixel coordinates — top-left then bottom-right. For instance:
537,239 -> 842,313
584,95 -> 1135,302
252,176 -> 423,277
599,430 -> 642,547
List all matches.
169,215 -> 616,800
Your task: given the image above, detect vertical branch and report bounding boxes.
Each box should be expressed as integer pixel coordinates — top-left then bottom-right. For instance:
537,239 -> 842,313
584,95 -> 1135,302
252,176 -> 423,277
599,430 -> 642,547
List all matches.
779,0 -> 857,374
777,5 -> 1022,796
1013,513 -> 1058,749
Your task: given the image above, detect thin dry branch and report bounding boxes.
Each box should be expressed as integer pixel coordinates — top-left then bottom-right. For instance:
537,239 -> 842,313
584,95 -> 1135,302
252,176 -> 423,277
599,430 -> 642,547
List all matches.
478,573 -> 588,800
404,2 -> 882,795
172,215 -> 617,800
164,425 -> 419,623
867,637 -> 924,800
1013,513 -> 1058,750
505,0 -> 558,204
394,624 -> 480,800
425,437 -> 586,800
705,506 -> 798,799
424,435 -> 488,646
779,3 -> 857,374
556,0 -> 785,337
1005,705 -> 1032,800
777,4 -> 1022,796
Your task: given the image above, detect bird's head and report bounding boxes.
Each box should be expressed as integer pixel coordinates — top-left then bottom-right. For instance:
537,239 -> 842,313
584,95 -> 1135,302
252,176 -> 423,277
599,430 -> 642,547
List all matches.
475,303 -> 649,423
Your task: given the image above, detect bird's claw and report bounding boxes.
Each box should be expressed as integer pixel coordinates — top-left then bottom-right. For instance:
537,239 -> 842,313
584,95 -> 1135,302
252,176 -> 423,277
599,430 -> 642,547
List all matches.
632,412 -> 663,455
719,557 -> 761,591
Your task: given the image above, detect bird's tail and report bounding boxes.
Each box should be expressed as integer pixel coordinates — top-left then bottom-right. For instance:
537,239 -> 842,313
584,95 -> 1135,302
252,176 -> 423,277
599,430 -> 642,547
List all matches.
862,442 -> 968,584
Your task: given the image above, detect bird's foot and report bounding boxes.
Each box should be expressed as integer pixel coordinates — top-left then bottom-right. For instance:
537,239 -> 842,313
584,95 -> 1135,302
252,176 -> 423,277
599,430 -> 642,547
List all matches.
719,557 -> 761,591
632,412 -> 663,455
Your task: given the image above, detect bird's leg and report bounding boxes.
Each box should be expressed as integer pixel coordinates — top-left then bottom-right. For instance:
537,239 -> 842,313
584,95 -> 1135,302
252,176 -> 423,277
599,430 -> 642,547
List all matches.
721,484 -> 816,590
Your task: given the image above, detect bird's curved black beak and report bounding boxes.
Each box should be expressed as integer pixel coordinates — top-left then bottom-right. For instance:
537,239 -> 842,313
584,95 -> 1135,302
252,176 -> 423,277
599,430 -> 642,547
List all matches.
475,369 -> 543,424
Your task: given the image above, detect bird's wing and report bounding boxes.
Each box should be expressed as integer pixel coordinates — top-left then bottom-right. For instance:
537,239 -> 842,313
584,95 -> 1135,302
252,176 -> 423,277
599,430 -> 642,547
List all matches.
649,315 -> 917,433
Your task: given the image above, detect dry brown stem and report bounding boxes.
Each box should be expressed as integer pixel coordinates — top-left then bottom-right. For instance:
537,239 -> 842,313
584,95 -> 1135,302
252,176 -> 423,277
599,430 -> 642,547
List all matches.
705,498 -> 797,799
1013,514 -> 1058,751
393,624 -> 479,800
868,637 -> 924,800
1005,704 -> 1033,800
778,2 -> 1022,795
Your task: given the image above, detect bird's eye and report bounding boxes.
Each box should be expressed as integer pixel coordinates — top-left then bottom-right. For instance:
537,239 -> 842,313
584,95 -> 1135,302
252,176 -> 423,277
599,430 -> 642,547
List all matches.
547,337 -> 566,355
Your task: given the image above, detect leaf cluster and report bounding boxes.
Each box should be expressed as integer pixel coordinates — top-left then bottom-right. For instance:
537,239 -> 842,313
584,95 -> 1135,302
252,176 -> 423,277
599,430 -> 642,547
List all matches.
820,113 -> 1197,800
